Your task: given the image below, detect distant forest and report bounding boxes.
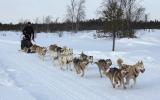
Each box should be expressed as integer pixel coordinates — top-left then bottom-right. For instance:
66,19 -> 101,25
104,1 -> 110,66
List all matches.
0,19 -> 160,33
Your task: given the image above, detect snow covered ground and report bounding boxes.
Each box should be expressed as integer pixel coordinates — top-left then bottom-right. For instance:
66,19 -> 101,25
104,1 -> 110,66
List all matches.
0,30 -> 160,100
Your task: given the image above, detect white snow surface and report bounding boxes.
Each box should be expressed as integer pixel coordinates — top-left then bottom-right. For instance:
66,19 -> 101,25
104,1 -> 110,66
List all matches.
0,30 -> 160,100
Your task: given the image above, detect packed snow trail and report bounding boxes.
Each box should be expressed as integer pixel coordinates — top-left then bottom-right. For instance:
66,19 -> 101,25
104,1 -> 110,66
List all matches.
0,38 -> 115,100
0,31 -> 160,100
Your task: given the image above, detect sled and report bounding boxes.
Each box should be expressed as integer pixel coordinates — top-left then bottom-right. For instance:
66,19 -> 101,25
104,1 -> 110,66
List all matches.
20,36 -> 34,53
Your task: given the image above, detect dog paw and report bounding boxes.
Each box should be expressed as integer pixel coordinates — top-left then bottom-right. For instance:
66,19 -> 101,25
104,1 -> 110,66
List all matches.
131,85 -> 134,88
124,87 -> 127,89
81,74 -> 84,77
125,82 -> 129,85
60,67 -> 65,71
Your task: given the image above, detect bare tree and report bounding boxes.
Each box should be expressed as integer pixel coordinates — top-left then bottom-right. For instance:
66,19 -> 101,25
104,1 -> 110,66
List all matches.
66,0 -> 86,32
66,0 -> 77,32
18,18 -> 30,24
75,0 -> 86,32
120,0 -> 145,21
35,17 -> 40,24
54,17 -> 59,24
34,17 -> 40,33
121,0 -> 146,37
45,16 -> 52,32
145,14 -> 149,22
45,16 -> 52,24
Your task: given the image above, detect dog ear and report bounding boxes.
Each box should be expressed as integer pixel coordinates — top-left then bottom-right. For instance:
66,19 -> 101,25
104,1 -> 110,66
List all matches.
79,51 -> 83,55
81,51 -> 84,55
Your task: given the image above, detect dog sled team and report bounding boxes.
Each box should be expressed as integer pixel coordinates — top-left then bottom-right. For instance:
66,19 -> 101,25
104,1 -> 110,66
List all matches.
20,22 -> 145,89
22,42 -> 145,89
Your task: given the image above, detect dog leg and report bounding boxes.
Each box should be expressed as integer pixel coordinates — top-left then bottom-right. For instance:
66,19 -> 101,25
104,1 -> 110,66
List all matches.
74,65 -> 79,74
40,55 -> 43,61
125,77 -> 130,85
59,62 -> 63,70
75,67 -> 78,74
38,54 -> 41,60
52,57 -> 56,65
42,55 -> 45,61
66,63 -> 69,70
77,67 -> 81,74
81,69 -> 84,77
117,81 -> 121,87
60,66 -> 64,70
98,67 -> 102,78
61,63 -> 66,71
112,83 -> 116,88
51,57 -> 55,65
69,63 -> 72,71
122,78 -> 127,89
131,78 -> 136,88
112,77 -> 116,88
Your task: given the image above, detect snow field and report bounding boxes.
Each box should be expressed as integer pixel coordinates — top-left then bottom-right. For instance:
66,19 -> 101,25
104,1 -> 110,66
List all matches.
0,30 -> 160,100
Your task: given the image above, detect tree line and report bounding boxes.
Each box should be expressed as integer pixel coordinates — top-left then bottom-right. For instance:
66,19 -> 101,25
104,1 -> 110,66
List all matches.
0,19 -> 160,32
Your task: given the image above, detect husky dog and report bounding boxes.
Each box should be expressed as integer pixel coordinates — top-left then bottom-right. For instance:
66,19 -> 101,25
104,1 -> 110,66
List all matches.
59,47 -> 74,70
49,44 -> 62,63
36,46 -> 47,61
23,47 -> 30,53
65,48 -> 74,70
79,52 -> 93,64
125,61 -> 145,87
95,59 -> 112,78
59,54 -> 73,70
73,57 -> 89,77
104,67 -> 128,89
117,58 -> 145,87
30,44 -> 39,53
61,46 -> 73,55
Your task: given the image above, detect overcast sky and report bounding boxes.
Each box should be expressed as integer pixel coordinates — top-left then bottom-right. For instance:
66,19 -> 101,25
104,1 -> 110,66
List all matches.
0,0 -> 159,24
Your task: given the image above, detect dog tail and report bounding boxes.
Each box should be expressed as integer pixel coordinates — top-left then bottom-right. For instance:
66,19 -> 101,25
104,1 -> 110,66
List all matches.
117,58 -> 123,65
117,58 -> 123,66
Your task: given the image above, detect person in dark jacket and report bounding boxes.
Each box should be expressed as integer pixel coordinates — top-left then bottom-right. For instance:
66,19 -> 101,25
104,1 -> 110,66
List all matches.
23,22 -> 35,41
21,22 -> 35,51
